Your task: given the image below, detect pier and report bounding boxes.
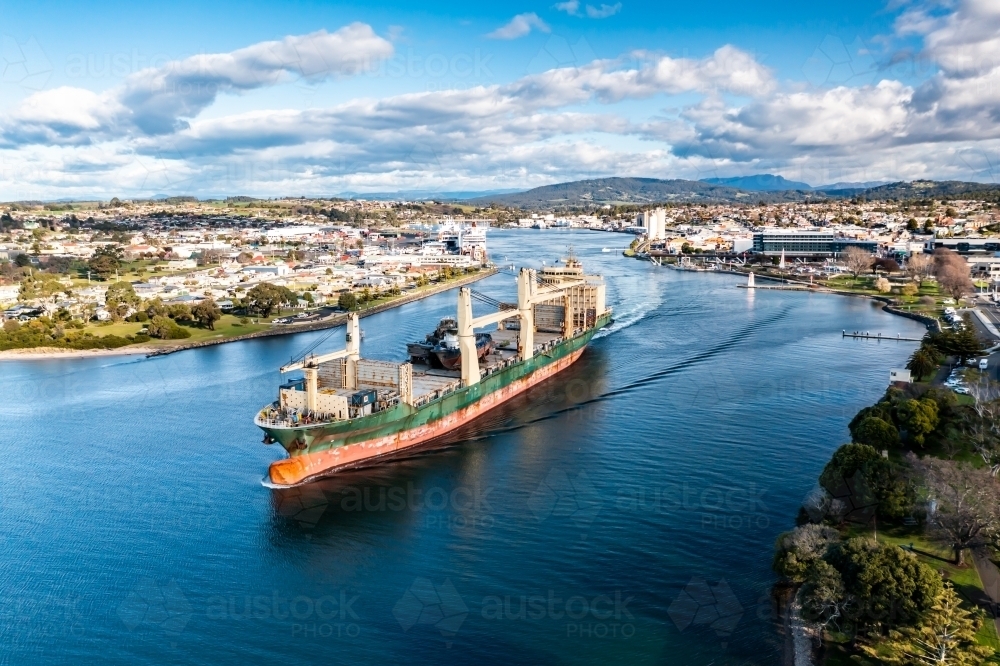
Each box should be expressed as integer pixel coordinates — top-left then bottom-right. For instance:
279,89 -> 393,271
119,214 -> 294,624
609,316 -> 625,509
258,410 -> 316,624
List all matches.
843,331 -> 922,342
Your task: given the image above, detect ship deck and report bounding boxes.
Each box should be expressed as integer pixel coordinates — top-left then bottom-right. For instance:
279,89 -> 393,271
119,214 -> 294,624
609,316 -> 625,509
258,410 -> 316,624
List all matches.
408,329 -> 565,402
257,328 -> 570,427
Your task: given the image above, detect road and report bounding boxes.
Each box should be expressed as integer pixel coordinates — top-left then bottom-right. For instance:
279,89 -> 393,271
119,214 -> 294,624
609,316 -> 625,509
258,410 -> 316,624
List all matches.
960,300 -> 1000,381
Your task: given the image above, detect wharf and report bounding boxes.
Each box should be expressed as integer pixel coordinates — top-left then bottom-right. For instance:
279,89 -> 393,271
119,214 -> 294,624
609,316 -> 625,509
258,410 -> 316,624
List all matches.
737,284 -> 810,291
842,331 -> 922,342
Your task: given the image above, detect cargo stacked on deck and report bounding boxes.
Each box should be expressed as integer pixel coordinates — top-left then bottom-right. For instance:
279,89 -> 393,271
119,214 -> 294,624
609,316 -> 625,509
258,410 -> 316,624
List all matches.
255,258 -> 612,486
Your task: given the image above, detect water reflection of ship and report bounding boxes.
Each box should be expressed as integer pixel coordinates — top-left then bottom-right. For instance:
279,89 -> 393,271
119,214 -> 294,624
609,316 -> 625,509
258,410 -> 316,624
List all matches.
407,318 -> 493,371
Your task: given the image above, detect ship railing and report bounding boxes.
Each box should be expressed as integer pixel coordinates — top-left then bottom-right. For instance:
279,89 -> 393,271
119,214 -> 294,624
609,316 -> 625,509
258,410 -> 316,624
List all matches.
256,410 -> 338,428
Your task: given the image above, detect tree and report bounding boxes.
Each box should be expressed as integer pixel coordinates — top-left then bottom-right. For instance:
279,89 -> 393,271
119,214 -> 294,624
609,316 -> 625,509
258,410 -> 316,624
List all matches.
167,303 -> 193,323
773,524 -> 840,584
953,321 -> 984,363
87,245 -> 124,280
245,283 -> 291,317
906,253 -> 934,286
967,373 -> 1000,477
801,558 -> 854,631
855,417 -> 900,449
338,291 -> 357,311
906,348 -> 937,381
104,281 -> 140,321
144,298 -> 168,319
875,276 -> 892,293
935,248 -> 974,300
147,315 -> 191,340
843,246 -> 873,280
860,585 -> 993,665
191,298 -> 222,330
820,443 -> 913,519
909,455 -> 1000,566
874,258 -> 900,273
827,537 -> 942,632
14,253 -> 31,267
897,398 -> 939,447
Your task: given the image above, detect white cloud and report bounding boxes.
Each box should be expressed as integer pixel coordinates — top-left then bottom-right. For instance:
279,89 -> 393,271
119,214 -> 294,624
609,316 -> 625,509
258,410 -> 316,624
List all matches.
5,1 -> 1000,198
555,0 -> 581,16
586,3 -> 622,18
0,23 -> 394,143
487,13 -> 551,40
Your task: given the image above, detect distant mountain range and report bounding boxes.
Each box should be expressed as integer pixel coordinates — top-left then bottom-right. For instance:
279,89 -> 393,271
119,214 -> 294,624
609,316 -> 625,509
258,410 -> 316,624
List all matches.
701,174 -> 812,191
467,176 -> 1000,208
699,174 -> 890,192
469,177 -> 831,208
340,188 -> 522,201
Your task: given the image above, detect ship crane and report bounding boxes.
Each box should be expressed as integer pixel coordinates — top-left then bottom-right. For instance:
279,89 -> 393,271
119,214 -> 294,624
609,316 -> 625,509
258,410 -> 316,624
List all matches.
280,314 -> 361,412
456,268 -> 589,387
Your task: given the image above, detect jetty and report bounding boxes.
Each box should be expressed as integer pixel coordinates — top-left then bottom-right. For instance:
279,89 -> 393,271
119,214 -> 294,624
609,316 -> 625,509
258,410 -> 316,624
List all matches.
842,331 -> 922,342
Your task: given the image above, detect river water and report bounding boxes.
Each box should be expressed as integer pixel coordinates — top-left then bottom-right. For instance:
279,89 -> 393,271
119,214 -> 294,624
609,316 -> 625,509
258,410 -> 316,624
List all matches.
0,229 -> 925,664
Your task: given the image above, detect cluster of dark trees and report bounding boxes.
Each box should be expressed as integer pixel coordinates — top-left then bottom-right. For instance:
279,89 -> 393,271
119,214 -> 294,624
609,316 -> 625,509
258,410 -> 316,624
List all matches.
773,371 -> 1000,662
0,315 -> 148,351
774,526 -> 989,662
906,324 -> 983,381
847,385 -> 958,451
137,296 -> 222,337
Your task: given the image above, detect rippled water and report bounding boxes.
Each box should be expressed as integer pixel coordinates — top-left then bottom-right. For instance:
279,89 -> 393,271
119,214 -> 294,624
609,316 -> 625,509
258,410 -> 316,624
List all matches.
0,229 -> 925,664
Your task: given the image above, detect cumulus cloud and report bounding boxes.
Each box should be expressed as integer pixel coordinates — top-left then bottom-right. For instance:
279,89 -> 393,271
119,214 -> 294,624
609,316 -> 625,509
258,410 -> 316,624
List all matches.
554,1 -> 622,19
5,1 -> 1000,198
0,23 -> 393,143
554,0 -> 581,15
119,23 -> 393,134
487,13 -> 551,39
586,3 -> 622,18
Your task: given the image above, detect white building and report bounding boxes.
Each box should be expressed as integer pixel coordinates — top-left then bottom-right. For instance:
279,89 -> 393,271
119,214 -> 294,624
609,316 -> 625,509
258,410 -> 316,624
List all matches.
639,208 -> 667,241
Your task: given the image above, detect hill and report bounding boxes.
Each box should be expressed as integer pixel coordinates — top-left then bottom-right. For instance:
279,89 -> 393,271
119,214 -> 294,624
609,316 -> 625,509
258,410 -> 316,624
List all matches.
700,174 -> 812,191
467,176 -> 1000,209
467,177 -> 838,208
855,180 -> 1000,201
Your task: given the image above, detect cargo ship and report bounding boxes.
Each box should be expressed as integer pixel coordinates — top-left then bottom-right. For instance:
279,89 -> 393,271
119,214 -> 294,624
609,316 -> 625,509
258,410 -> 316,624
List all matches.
255,260 -> 612,486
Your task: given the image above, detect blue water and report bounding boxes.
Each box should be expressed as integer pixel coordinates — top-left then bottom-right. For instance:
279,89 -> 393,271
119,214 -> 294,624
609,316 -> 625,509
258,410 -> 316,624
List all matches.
0,230 -> 925,664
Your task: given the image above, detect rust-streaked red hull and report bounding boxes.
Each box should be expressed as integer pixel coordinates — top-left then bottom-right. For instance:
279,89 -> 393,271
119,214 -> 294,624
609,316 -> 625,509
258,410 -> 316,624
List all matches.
268,347 -> 585,486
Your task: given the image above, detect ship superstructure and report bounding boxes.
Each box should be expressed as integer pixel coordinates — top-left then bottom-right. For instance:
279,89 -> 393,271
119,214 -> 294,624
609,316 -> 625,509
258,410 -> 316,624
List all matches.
256,259 -> 611,486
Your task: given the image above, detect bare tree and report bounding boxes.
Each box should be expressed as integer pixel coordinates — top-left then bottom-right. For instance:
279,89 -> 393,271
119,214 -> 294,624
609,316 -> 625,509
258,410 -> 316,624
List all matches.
906,253 -> 934,286
934,248 -> 975,300
909,454 -> 1000,565
967,372 -> 1000,477
843,246 -> 873,281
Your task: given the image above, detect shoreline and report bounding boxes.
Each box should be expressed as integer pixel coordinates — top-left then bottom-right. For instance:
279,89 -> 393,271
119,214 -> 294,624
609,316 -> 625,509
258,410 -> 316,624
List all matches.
0,267 -> 498,362
674,263 -> 943,333
0,345 -> 158,360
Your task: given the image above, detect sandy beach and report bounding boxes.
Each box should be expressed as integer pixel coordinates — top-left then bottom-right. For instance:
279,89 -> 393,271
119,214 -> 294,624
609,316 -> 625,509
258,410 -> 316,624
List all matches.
0,346 -> 159,361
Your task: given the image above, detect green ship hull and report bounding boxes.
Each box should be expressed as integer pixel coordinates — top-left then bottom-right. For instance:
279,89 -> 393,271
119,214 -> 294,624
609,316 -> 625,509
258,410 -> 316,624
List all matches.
258,311 -> 612,485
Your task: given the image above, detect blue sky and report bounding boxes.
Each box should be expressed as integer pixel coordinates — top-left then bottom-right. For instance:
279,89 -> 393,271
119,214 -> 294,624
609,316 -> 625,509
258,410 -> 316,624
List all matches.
0,0 -> 996,198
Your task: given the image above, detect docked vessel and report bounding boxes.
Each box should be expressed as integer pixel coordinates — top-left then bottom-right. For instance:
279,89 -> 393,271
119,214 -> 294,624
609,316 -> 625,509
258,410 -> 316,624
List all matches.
255,260 -> 613,486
